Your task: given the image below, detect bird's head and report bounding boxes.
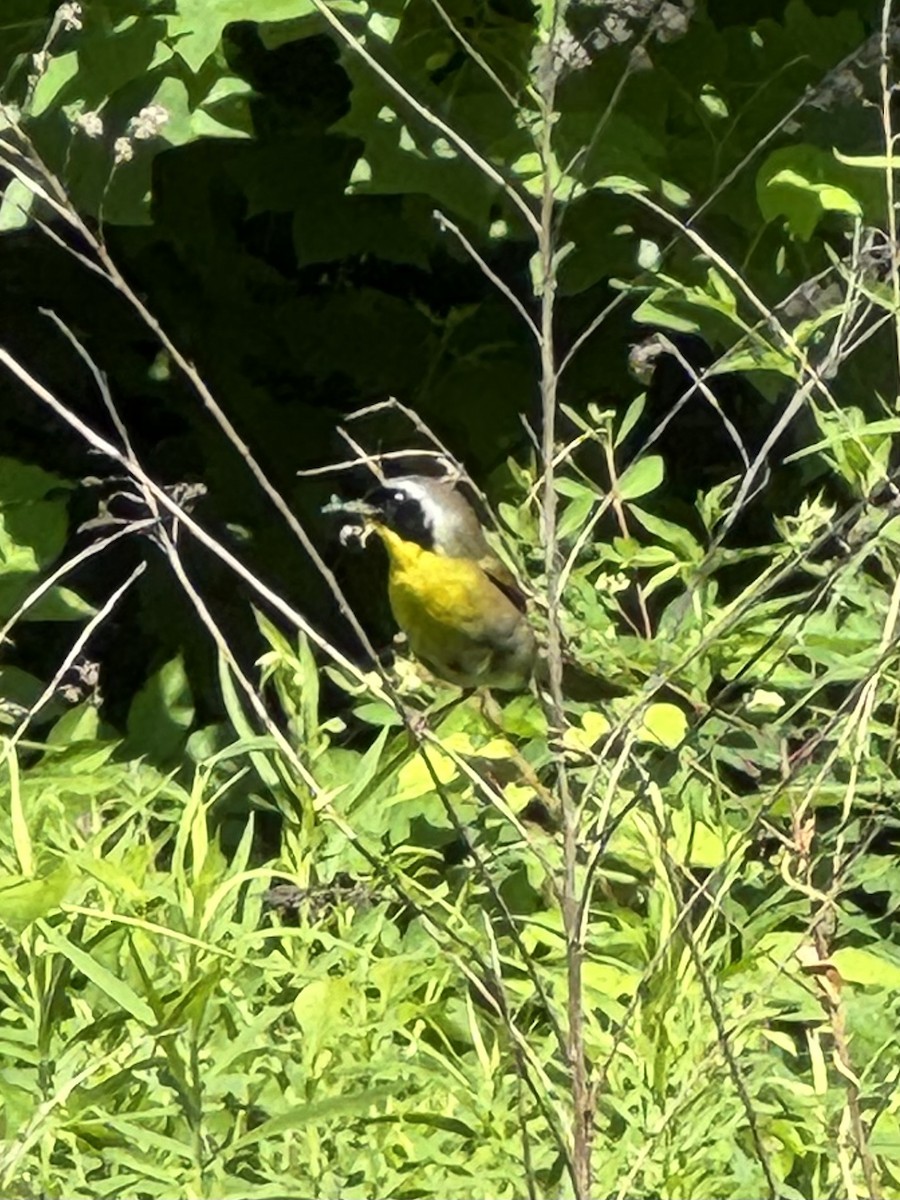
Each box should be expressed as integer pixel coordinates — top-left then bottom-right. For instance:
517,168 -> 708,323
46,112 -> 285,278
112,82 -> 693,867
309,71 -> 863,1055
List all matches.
365,476 -> 490,560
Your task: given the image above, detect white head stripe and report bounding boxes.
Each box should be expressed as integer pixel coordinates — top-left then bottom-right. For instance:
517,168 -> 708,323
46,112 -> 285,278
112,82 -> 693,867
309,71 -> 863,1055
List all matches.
393,477 -> 442,523
391,477 -> 466,552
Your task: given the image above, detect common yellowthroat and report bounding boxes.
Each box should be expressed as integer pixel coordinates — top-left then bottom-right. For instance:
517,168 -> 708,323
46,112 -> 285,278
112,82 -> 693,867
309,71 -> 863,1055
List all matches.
362,476 -> 536,691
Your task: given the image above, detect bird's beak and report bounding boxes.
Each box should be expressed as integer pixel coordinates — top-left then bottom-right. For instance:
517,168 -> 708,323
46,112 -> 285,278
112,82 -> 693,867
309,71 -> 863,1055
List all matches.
321,495 -> 383,549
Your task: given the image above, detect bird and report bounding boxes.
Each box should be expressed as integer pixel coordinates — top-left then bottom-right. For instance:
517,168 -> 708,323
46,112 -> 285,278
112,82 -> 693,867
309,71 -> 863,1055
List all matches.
360,475 -> 536,691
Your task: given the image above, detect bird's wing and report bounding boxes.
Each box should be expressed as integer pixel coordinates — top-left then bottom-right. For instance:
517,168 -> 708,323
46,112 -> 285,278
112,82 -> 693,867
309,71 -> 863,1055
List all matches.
480,557 -> 529,614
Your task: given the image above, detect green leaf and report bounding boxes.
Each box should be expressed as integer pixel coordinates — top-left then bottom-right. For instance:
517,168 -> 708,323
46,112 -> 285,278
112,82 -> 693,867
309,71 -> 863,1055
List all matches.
353,701 -> 403,728
618,456 -> 664,501
699,85 -> 728,119
24,584 -> 94,621
125,655 -> 194,764
218,656 -> 282,791
0,576 -> 94,622
372,1111 -> 479,1138
30,49 -> 79,117
139,76 -> 244,148
627,506 -> 703,559
583,958 -> 642,998
669,808 -> 730,868
333,11 -> 532,230
0,864 -> 74,930
0,665 -> 49,721
832,946 -> 900,990
46,702 -> 100,748
167,0 -> 315,72
0,460 -> 71,584
762,170 -> 860,239
0,503 -> 67,573
511,152 -> 542,180
392,745 -> 459,801
833,149 -> 894,169
0,457 -> 66,501
639,703 -> 687,748
757,144 -> 872,241
633,295 -> 700,334
561,710 -> 610,752
40,925 -> 156,1025
637,239 -> 661,270
614,393 -> 646,448
558,485 -> 597,540
0,177 -> 35,232
341,727 -> 390,811
229,1088 -> 395,1152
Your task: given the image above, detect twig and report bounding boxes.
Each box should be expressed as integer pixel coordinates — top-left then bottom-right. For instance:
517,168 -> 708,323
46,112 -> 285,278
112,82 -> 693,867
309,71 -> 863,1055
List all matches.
0,126 -> 395,694
532,10 -> 594,1194
157,526 -> 323,800
656,335 -> 750,471
424,0 -> 524,109
0,343 -> 384,697
41,308 -> 135,455
0,520 -> 155,652
295,447 -> 449,478
5,563 -> 145,752
344,398 -> 514,540
434,210 -> 541,342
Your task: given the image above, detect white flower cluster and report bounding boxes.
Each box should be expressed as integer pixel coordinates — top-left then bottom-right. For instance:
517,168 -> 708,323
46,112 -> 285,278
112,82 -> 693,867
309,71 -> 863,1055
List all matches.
128,103 -> 169,141
113,104 -> 170,164
113,137 -> 133,164
76,110 -> 103,138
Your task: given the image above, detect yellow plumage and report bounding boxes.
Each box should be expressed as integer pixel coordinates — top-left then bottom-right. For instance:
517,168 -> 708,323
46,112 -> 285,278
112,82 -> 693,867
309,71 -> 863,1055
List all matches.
375,524 -> 534,690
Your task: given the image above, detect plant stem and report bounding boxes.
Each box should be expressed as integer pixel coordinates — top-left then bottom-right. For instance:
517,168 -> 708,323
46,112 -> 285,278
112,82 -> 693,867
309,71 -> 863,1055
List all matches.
535,14 -> 593,1197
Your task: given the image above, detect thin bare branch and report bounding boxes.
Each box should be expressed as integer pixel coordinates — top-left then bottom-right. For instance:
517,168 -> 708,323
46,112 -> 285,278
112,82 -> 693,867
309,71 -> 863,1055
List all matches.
0,343 -> 385,697
434,210 -> 541,342
6,563 -> 145,752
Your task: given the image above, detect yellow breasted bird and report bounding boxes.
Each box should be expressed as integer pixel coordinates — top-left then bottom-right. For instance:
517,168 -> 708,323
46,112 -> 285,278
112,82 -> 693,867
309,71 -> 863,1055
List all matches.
363,476 -> 536,690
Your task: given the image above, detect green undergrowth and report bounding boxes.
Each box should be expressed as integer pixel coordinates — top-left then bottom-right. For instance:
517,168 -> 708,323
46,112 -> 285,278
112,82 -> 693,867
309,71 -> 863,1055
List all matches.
2,431 -> 900,1196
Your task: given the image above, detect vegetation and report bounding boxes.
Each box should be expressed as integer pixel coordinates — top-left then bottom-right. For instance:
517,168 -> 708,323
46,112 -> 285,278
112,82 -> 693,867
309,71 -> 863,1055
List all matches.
1,0 -> 900,1196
